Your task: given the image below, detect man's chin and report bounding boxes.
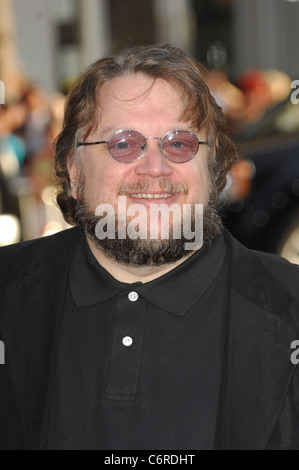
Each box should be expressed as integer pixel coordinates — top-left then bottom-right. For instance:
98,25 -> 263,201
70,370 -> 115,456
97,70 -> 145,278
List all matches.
88,236 -> 192,267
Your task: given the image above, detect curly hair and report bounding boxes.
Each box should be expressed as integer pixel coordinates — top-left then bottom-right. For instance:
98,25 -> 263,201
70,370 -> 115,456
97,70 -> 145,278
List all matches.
54,43 -> 239,225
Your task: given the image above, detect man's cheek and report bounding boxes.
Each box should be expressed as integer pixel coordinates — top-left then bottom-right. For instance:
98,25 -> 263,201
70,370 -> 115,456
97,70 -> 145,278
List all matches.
189,184 -> 209,206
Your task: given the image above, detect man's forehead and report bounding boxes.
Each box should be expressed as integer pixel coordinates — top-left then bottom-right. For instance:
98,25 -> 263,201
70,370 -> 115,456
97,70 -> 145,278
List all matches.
97,74 -> 183,108
91,75 -> 196,137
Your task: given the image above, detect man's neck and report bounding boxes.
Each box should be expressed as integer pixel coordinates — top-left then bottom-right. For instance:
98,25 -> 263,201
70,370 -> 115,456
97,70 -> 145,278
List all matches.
86,236 -> 195,284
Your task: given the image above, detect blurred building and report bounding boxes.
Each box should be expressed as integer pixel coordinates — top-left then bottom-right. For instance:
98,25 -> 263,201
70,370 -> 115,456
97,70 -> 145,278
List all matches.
3,0 -> 299,94
232,0 -> 299,79
9,0 -> 195,93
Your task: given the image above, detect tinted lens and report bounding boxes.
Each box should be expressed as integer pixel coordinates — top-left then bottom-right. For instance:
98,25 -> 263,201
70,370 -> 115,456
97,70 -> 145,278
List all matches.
161,130 -> 199,163
108,130 -> 146,163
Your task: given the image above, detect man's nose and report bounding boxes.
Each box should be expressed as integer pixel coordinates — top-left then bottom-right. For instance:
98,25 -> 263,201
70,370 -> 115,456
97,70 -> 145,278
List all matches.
134,140 -> 173,177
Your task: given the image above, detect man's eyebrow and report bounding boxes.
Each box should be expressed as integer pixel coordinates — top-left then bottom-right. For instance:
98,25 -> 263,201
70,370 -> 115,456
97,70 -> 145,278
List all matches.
102,127 -> 118,132
96,126 -> 202,137
97,127 -> 117,136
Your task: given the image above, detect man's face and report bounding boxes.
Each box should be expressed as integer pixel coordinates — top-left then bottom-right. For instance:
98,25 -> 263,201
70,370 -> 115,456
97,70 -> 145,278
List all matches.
69,74 -> 221,265
72,74 -> 209,208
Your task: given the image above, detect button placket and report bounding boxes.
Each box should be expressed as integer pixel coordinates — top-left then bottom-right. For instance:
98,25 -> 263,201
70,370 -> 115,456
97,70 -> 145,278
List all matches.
105,291 -> 145,400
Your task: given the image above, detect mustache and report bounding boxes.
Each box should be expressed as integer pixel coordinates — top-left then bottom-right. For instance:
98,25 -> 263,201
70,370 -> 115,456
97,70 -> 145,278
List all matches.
117,179 -> 188,195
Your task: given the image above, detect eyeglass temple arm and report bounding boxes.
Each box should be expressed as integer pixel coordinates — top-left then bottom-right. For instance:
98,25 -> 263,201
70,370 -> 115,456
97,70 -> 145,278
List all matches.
77,140 -> 108,147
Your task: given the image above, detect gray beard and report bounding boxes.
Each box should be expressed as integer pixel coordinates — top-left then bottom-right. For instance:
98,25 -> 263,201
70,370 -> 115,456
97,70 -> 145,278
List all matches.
73,193 -> 223,267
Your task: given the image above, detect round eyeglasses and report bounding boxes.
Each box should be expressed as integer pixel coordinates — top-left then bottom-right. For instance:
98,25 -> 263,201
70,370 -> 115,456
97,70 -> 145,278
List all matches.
77,129 -> 209,164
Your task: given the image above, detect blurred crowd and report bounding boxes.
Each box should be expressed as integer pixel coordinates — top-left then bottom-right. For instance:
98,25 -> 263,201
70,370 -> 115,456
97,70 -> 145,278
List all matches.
0,77 -> 65,190
0,72 -> 66,243
206,67 -> 292,135
0,65 -> 293,244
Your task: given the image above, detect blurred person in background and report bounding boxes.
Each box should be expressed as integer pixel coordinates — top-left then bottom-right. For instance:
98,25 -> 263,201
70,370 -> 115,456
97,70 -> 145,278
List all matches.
205,69 -> 246,134
236,69 -> 291,126
27,92 -> 65,200
22,85 -> 51,162
0,44 -> 299,451
0,101 -> 27,171
236,70 -> 271,123
25,92 -> 66,235
0,100 -> 27,216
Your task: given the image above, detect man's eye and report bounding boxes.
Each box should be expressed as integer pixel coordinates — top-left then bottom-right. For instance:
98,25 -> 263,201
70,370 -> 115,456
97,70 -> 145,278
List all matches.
116,141 -> 129,149
170,141 -> 184,148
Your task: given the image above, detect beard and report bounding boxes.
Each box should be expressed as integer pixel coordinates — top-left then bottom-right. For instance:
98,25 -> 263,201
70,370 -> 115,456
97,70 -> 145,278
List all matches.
73,175 -> 223,266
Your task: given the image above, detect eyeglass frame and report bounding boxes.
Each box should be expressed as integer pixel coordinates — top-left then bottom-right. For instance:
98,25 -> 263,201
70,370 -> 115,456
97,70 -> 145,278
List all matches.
76,129 -> 209,164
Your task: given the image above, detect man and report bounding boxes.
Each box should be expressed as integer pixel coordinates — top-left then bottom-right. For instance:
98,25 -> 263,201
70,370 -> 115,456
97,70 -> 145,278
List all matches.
0,44 -> 299,450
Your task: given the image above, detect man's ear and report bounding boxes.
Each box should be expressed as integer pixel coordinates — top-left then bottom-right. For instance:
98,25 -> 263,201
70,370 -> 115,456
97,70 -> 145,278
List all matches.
67,159 -> 81,200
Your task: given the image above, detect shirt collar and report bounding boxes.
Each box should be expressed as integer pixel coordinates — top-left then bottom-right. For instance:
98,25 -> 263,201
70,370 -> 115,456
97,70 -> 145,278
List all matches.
69,230 -> 227,316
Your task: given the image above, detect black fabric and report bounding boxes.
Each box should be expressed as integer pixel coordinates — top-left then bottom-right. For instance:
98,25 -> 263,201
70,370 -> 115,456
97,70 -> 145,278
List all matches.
47,232 -> 229,449
0,227 -> 299,449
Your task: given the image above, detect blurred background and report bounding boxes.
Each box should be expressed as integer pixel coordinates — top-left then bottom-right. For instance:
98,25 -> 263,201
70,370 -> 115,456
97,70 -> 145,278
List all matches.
1,0 -> 299,263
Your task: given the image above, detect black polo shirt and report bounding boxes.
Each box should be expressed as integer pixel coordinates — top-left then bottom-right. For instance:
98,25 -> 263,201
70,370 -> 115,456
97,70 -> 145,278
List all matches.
47,230 -> 229,450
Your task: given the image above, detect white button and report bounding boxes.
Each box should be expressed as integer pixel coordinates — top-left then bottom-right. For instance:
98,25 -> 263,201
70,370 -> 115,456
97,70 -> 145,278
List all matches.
122,336 -> 133,347
128,291 -> 138,302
